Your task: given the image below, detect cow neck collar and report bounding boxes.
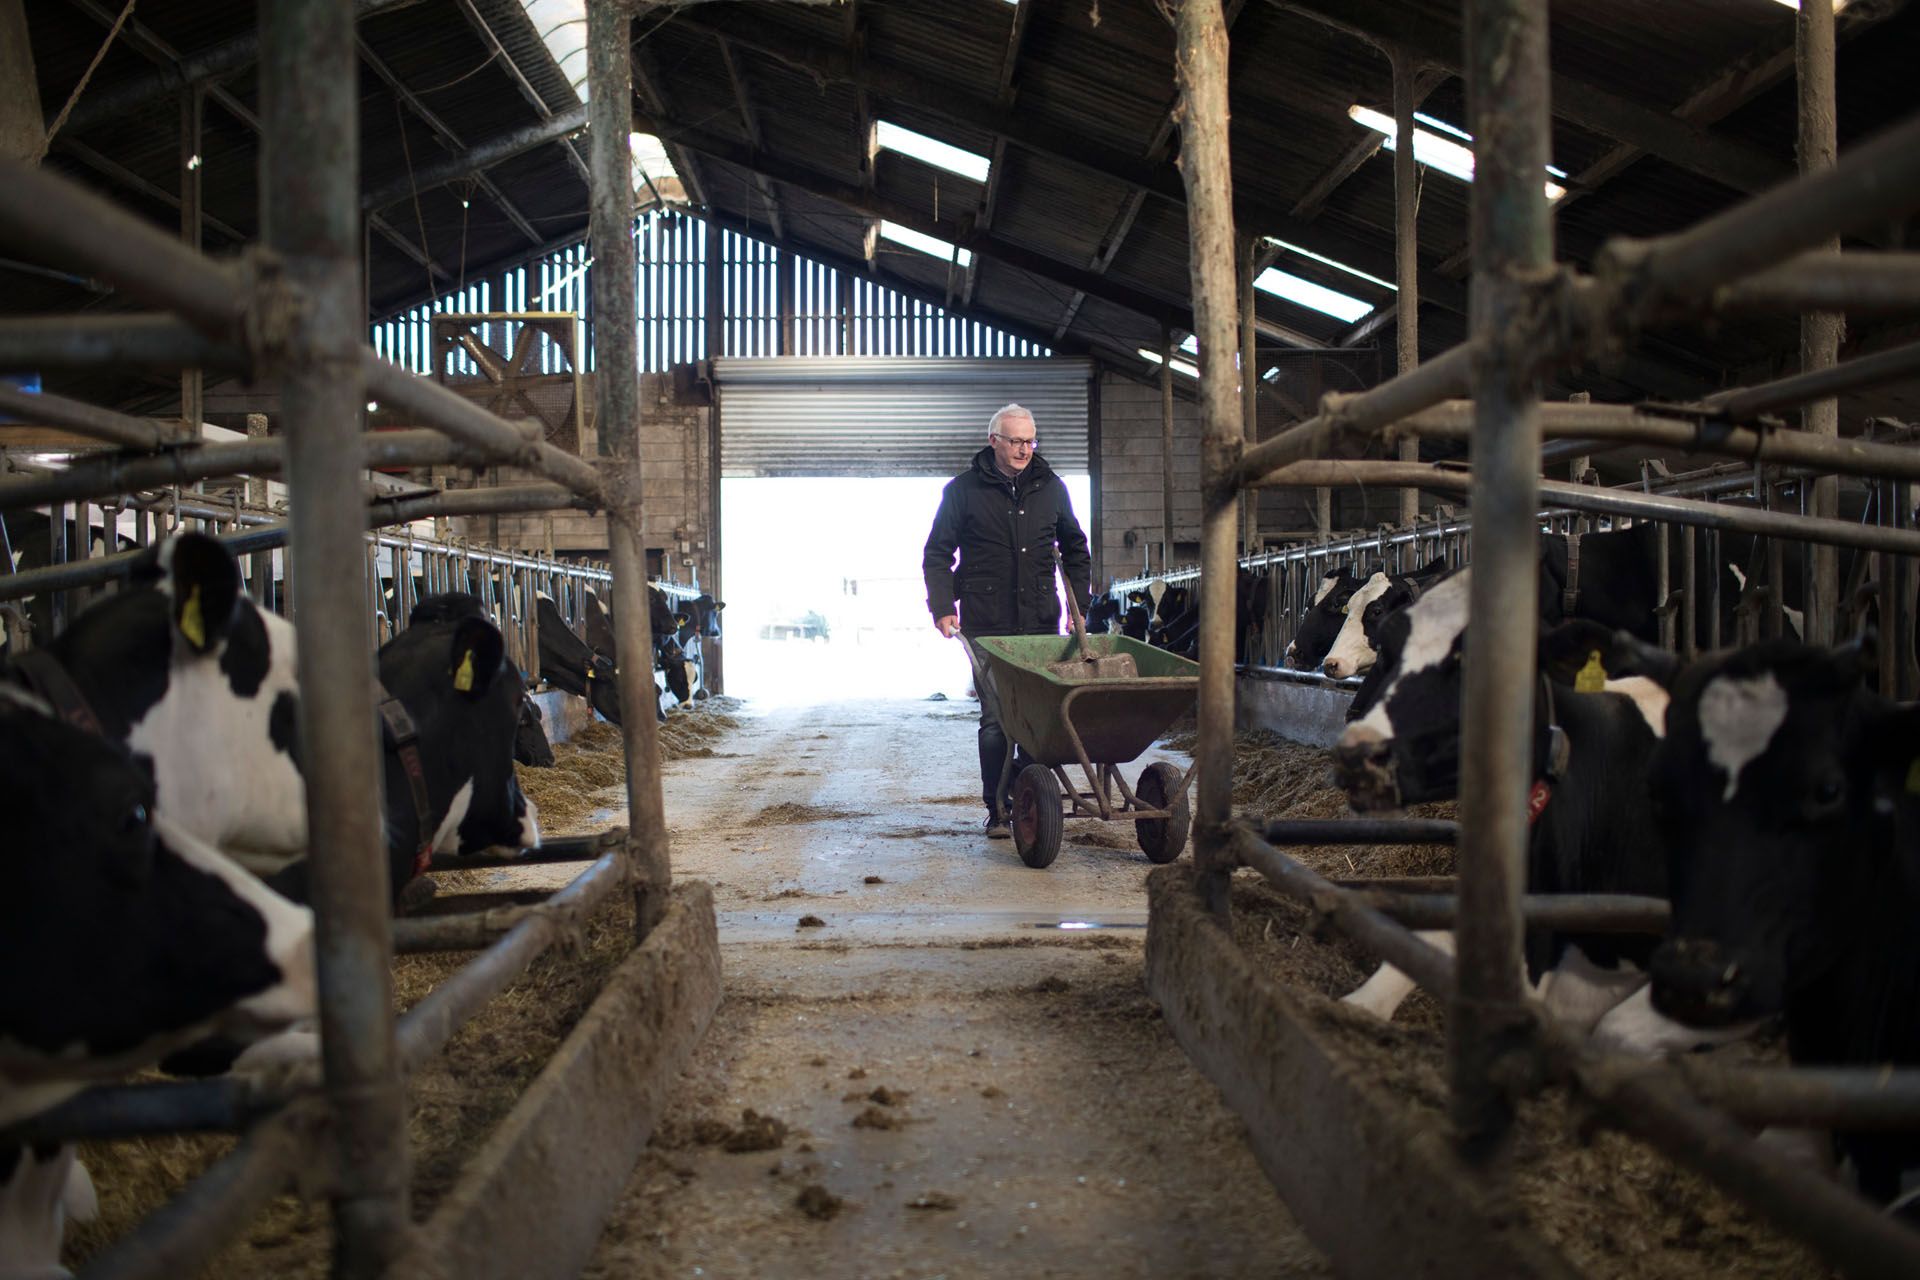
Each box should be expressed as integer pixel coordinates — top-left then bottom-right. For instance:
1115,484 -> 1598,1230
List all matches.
9,648 -> 106,738
1529,672 -> 1573,827
375,679 -> 436,878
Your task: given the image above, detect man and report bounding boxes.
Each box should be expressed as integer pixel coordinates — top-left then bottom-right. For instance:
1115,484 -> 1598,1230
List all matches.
923,403 -> 1092,838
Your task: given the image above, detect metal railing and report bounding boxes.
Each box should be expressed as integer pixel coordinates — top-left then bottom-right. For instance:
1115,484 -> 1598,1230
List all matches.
0,2 -> 683,1274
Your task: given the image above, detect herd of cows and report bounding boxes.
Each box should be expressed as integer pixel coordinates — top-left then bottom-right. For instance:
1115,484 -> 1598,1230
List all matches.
0,532 -> 725,1274
1088,522 -> 1918,1211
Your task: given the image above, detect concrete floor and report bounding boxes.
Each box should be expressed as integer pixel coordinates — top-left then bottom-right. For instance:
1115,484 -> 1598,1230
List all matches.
509,696 -> 1327,1279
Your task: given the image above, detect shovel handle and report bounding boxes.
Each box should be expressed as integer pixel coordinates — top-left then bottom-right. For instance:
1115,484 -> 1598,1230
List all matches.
1055,546 -> 1091,657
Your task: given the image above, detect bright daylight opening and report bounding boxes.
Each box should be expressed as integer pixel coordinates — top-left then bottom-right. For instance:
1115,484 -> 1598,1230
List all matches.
1348,104 -> 1567,200
1253,266 -> 1373,323
879,221 -> 974,268
1139,347 -> 1200,378
875,120 -> 993,183
721,474 -> 1092,707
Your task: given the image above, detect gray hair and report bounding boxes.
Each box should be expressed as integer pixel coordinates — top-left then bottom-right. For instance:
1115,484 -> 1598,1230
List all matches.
987,403 -> 1034,436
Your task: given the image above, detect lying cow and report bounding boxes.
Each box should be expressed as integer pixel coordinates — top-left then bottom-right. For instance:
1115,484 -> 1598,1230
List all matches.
0,688 -> 315,1278
535,593 -> 623,725
1329,569 -> 1724,1053
1645,637 -> 1920,1203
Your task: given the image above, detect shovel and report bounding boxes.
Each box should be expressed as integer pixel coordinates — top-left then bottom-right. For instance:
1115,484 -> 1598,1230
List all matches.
1047,550 -> 1137,681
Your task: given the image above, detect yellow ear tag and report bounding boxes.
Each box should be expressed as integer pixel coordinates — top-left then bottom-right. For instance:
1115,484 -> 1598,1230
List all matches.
179,584 -> 207,650
1573,650 -> 1608,694
453,650 -> 476,692
1905,756 -> 1920,796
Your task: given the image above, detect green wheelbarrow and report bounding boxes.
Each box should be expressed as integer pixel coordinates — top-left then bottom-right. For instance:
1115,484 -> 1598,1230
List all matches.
960,632 -> 1200,869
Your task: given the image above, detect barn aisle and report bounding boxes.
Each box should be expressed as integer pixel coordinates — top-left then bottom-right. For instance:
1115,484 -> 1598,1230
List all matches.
581,697 -> 1328,1279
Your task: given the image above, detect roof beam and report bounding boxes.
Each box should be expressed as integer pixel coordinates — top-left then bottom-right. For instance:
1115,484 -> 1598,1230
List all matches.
361,106 -> 588,213
51,0 -> 423,138
962,0 -> 1031,310
635,105 -> 1186,330
1290,64 -> 1446,220
356,37 -> 543,245
51,139 -> 244,242
715,36 -> 785,241
449,0 -> 591,187
670,11 -> 1460,322
1267,0 -> 1792,195
632,38 -> 708,208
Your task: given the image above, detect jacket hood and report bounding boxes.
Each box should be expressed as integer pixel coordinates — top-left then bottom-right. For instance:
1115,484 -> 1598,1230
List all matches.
970,446 -> 1054,489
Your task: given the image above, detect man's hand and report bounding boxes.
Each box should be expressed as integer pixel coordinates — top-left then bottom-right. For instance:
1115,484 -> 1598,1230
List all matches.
936,615 -> 960,638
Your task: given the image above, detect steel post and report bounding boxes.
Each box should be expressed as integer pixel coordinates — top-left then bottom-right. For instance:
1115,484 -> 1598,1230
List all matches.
1715,252 -> 1920,315
588,0 -> 672,938
0,314 -> 245,372
1237,342 -> 1474,484
261,0 -> 409,1269
0,382 -> 171,451
1453,0 -> 1550,1161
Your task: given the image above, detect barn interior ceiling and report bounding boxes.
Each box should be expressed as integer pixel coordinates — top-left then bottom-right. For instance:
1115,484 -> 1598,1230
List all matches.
10,0 -> 1920,436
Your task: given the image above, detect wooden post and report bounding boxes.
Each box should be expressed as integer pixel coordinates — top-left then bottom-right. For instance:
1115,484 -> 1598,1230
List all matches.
778,246 -> 795,355
179,87 -> 204,444
0,0 -> 41,163
1240,234 -> 1258,556
1799,0 -> 1841,646
1171,0 -> 1243,919
1160,325 -> 1176,573
1392,48 -> 1421,528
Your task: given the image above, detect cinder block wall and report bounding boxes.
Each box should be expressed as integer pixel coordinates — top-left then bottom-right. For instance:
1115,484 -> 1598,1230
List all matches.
438,372 -> 715,589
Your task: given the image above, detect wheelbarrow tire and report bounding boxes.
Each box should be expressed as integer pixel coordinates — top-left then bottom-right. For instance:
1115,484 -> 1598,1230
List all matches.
1011,764 -> 1063,870
1134,762 -> 1190,864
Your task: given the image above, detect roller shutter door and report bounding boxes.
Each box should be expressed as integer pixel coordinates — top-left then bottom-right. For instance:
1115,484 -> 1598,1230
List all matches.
714,357 -> 1090,478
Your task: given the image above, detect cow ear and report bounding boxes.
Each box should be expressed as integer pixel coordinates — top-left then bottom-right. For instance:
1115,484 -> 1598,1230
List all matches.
1608,628 -> 1682,688
165,533 -> 242,655
1416,556 -> 1448,581
1835,626 -> 1877,678
448,617 -> 505,698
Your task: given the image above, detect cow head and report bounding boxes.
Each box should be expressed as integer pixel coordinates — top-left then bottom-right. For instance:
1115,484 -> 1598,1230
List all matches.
0,690 -> 315,1096
534,593 -> 623,725
378,611 -> 540,880
514,695 -> 555,767
33,534 -> 307,866
657,636 -> 693,705
1646,639 -> 1912,1028
1286,568 -> 1366,670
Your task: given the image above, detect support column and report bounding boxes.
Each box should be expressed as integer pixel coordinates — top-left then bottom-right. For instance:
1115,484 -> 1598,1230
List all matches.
1453,0 -> 1550,1163
179,87 -> 204,443
777,246 -> 795,355
1240,234 -> 1258,555
0,0 -> 39,164
1392,48 -> 1421,528
588,0 -> 672,937
1799,0 -> 1840,646
1171,0 -> 1242,920
262,0 -> 406,1272
704,212 -> 724,363
1160,325 -> 1176,574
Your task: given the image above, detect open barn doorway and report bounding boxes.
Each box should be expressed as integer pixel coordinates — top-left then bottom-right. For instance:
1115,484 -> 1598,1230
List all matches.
720,473 -> 1093,707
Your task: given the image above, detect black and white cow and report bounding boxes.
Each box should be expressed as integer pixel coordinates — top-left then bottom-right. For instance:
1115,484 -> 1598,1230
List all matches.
1318,557 -> 1448,680
514,695 -> 555,768
0,688 -> 315,1278
2,533 -> 309,867
1644,638 -> 1920,1202
1329,571 -> 1727,1051
535,593 -> 623,725
1285,567 -> 1370,671
1086,591 -> 1124,635
586,587 -> 693,711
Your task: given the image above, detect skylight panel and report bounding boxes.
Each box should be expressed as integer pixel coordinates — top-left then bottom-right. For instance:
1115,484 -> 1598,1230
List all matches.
879,221 -> 973,268
875,121 -> 992,183
1349,105 -> 1566,201
523,0 -> 588,99
1254,267 -> 1373,323
1139,348 -> 1199,378
1263,238 -> 1395,292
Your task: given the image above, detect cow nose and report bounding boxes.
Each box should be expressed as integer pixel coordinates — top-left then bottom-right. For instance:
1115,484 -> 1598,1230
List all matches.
1321,656 -> 1347,679
1332,725 -> 1399,810
1649,938 -> 1750,1028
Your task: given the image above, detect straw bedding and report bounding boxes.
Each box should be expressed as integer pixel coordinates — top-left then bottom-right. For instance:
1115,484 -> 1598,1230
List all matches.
517,697 -> 744,833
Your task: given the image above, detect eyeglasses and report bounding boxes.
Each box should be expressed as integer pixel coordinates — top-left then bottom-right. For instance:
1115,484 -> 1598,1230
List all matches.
992,433 -> 1038,451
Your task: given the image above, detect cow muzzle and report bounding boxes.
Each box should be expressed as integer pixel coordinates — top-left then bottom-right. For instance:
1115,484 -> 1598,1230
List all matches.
1649,938 -> 1756,1028
1333,725 -> 1401,812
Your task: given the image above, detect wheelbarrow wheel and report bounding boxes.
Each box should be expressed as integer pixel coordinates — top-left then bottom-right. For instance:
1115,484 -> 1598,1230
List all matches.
1134,762 -> 1189,864
1011,764 -> 1063,869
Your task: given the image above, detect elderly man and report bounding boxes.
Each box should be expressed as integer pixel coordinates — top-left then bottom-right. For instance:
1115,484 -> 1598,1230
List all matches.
923,403 -> 1092,838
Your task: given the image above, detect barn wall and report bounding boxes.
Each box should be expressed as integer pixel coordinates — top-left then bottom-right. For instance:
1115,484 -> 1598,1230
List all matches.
440,372 -> 715,589
1092,370 -> 1321,588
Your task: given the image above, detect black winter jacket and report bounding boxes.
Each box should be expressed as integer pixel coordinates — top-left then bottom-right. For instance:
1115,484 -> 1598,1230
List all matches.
922,448 -> 1092,637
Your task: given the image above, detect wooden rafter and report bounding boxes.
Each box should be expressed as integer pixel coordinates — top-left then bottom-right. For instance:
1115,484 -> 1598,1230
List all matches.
715,36 -> 785,241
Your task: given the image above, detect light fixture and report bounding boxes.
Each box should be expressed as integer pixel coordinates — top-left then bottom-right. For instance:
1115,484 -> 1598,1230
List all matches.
1139,347 -> 1199,378
879,221 -> 973,268
1349,105 -> 1566,201
874,120 -> 992,183
1254,267 -> 1373,323
365,401 -> 379,413
185,154 -> 202,171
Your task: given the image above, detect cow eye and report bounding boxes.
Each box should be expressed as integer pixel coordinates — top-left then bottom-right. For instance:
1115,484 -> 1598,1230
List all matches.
124,802 -> 149,831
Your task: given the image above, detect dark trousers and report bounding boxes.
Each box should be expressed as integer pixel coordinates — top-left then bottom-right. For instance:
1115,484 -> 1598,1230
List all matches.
978,688 -> 1032,816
